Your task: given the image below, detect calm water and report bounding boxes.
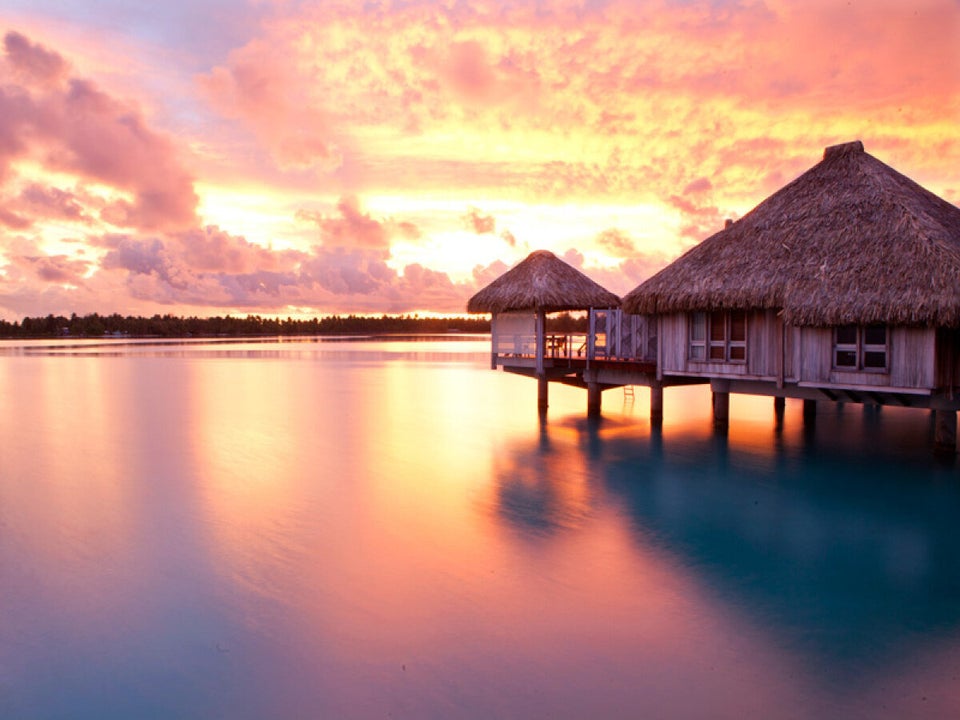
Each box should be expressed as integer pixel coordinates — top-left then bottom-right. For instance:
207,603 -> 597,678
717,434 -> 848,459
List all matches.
1,336 -> 959,719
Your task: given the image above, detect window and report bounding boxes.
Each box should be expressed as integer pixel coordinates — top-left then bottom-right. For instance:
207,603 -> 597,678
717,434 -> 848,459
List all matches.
833,324 -> 887,370
689,311 -> 747,362
690,312 -> 706,360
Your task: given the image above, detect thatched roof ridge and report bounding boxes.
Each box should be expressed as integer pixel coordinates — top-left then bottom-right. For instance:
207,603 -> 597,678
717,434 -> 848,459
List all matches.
621,140 -> 960,326
467,250 -> 620,313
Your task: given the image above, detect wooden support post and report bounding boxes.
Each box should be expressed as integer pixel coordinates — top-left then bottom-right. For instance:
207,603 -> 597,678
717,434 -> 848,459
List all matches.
713,391 -> 729,428
774,396 -> 785,431
535,308 -> 548,413
803,398 -> 817,425
774,396 -> 785,416
650,385 -> 663,427
587,382 -> 602,418
490,313 -> 498,370
535,309 -> 546,376
538,375 -> 549,412
934,409 -> 957,453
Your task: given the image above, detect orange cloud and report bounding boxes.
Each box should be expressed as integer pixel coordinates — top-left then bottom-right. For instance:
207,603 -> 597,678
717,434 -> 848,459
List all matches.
195,0 -> 958,221
596,229 -> 636,258
463,206 -> 496,234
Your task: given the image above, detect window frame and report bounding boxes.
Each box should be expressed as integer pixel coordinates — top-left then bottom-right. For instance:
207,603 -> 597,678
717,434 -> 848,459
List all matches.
832,324 -> 888,372
689,310 -> 747,364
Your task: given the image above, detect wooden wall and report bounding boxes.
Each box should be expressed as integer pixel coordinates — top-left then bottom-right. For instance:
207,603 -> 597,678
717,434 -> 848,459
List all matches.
659,313 -> 687,373
659,310 -> 778,379
746,309 -> 778,378
656,310 -> 939,390
890,327 -> 935,388
795,327 -> 831,383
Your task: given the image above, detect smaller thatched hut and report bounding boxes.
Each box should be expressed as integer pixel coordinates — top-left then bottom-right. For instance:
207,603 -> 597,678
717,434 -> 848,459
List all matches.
468,250 -> 620,315
468,250 -> 621,410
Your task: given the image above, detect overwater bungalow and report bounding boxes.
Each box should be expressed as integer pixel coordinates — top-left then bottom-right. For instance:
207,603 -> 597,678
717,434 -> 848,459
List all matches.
467,249 -> 623,412
470,141 -> 960,451
624,140 -> 960,446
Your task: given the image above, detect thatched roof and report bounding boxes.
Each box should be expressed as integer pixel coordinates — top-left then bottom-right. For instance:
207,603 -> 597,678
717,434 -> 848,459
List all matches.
467,250 -> 620,313
622,140 -> 960,327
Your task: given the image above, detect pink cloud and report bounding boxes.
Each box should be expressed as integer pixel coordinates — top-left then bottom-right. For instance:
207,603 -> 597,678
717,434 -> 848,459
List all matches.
176,225 -> 294,274
682,177 -> 712,195
3,31 -> 67,86
0,207 -> 30,229
557,244 -> 674,297
3,3 -> 959,321
447,41 -> 494,99
298,196 -> 421,250
17,254 -> 90,285
0,32 -> 197,232
88,223 -> 474,314
199,37 -> 340,172
471,258 -> 510,289
18,184 -> 88,223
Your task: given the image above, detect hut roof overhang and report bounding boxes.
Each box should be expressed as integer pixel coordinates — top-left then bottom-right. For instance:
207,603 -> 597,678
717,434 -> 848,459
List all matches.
467,250 -> 620,314
621,141 -> 960,327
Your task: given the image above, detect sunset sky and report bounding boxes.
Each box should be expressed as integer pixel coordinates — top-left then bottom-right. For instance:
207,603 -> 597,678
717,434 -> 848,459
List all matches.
0,0 -> 957,320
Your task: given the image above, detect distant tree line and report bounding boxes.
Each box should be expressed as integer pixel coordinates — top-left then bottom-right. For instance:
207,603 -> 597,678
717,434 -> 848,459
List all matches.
0,312 -> 493,339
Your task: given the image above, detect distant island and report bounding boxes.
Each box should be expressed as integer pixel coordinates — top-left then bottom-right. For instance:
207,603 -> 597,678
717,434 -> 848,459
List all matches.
0,312 -> 493,339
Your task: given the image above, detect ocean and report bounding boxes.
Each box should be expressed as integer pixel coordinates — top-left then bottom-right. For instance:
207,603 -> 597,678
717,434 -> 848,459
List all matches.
1,336 -> 958,719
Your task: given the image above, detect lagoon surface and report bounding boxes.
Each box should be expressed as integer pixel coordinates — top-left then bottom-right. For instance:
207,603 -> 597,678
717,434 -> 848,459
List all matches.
2,336 -> 960,719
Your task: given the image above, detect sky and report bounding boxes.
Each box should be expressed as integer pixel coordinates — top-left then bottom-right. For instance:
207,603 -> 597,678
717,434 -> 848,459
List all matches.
0,0 -> 958,321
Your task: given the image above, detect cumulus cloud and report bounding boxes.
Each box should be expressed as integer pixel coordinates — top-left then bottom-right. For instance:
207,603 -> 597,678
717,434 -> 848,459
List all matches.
4,3 -> 959,321
18,185 -> 88,223
471,258 -> 510,289
199,37 -> 341,172
0,32 -> 198,233
16,254 -> 90,285
176,225 -> 293,274
88,222 -> 477,314
298,196 -> 421,250
3,31 -> 67,86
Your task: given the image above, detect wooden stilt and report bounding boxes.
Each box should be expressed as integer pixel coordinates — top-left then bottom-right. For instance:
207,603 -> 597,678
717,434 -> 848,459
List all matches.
774,396 -> 785,431
713,391 -> 729,428
537,375 -> 549,412
934,409 -> 957,452
587,382 -> 602,418
650,385 -> 663,427
774,396 -> 785,417
803,398 -> 817,425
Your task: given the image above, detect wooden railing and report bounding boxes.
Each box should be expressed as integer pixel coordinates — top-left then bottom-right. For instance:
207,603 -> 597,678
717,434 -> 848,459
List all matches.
490,309 -> 658,366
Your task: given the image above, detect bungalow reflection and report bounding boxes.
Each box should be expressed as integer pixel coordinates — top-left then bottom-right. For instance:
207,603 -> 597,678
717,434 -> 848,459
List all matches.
489,416 -> 595,535
489,398 -> 960,697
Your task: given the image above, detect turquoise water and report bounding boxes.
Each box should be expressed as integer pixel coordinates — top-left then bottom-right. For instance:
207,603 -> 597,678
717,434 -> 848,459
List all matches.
1,337 -> 958,719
